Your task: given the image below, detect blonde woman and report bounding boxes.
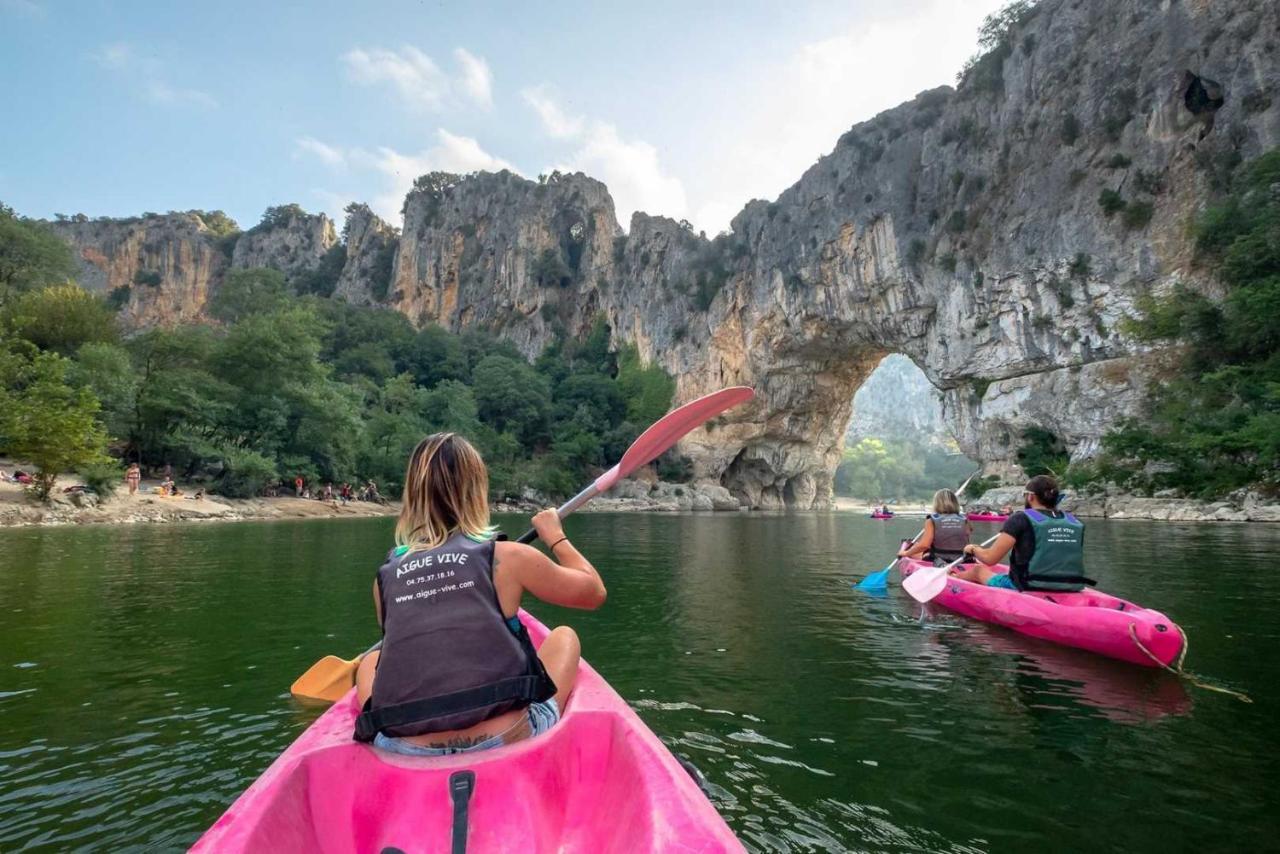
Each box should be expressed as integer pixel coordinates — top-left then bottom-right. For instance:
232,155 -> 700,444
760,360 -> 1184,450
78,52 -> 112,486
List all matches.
354,433 -> 606,755
897,488 -> 971,566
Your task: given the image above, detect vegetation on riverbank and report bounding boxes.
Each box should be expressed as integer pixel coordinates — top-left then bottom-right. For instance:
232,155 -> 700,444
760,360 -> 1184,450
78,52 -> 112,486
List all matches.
0,205 -> 676,502
834,436 -> 975,500
1056,148 -> 1280,498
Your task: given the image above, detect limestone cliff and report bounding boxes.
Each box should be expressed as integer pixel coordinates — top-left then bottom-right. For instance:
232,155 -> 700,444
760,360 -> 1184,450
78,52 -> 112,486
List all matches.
230,207 -> 337,285
47,0 -> 1280,507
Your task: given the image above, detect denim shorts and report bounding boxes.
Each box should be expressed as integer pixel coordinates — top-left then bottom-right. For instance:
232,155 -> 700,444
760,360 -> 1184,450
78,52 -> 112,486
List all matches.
987,573 -> 1018,590
373,699 -> 560,757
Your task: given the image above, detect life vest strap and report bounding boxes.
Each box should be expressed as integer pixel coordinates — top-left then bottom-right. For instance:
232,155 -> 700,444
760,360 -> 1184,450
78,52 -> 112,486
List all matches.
354,674 -> 555,742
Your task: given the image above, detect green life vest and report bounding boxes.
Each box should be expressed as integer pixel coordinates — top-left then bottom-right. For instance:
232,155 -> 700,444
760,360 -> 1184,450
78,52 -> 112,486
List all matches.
1023,509 -> 1093,592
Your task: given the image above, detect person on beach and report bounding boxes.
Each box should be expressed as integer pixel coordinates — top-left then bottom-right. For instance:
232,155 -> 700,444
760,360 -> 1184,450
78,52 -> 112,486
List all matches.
160,476 -> 175,496
294,475 -> 304,497
952,475 -> 1094,592
897,488 -> 971,565
354,432 -> 606,755
125,463 -> 141,495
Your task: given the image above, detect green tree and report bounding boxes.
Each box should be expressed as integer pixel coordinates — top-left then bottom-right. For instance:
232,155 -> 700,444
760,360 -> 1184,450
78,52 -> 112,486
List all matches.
615,345 -> 675,425
69,342 -> 138,443
0,350 -> 109,499
208,268 -> 290,323
6,284 -> 117,354
472,354 -> 551,444
0,204 -> 76,305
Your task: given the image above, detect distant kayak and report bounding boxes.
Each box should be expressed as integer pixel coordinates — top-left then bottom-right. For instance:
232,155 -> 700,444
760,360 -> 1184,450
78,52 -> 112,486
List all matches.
899,559 -> 1184,668
870,512 -> 895,519
193,613 -> 742,853
966,512 -> 1009,523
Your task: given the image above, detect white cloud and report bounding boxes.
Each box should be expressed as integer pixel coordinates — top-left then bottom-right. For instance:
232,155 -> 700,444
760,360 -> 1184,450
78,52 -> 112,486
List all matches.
521,86 -> 584,139
342,45 -> 495,111
522,88 -> 686,227
300,130 -> 517,223
90,41 -> 216,110
342,46 -> 448,111
453,47 -> 493,109
682,0 -> 1009,232
146,80 -> 218,109
295,136 -> 347,168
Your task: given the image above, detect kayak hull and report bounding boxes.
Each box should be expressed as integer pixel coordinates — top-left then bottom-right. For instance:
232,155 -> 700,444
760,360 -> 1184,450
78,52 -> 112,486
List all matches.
870,513 -> 894,520
900,559 -> 1184,668
965,513 -> 1008,523
193,613 -> 742,853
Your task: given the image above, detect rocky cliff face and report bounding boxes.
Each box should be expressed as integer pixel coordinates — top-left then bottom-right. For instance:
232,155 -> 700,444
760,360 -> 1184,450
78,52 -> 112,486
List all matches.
48,0 -> 1280,507
231,208 -> 337,284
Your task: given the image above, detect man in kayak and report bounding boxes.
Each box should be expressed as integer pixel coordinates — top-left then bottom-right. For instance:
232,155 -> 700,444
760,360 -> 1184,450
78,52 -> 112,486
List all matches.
353,432 -> 607,755
896,488 -> 971,565
953,475 -> 1094,591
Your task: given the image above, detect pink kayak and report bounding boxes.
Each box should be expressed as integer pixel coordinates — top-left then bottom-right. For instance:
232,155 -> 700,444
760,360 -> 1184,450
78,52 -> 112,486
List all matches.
870,512 -> 894,520
900,559 -> 1184,668
965,513 -> 1008,523
193,613 -> 742,853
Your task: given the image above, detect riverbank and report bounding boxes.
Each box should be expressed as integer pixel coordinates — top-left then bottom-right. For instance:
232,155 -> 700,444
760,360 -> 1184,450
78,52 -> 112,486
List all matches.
977,486 -> 1280,523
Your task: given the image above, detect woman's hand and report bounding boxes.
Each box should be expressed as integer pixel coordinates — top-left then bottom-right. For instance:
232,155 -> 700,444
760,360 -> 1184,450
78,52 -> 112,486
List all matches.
896,548 -> 910,558
532,508 -> 565,545
963,544 -> 977,557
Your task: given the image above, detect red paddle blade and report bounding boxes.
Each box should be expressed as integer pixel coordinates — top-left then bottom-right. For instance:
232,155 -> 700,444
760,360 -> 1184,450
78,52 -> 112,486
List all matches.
595,386 -> 755,492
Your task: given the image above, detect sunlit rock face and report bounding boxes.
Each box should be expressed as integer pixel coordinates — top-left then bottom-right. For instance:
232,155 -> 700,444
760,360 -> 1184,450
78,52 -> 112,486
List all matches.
48,212 -> 230,328
48,0 -> 1279,506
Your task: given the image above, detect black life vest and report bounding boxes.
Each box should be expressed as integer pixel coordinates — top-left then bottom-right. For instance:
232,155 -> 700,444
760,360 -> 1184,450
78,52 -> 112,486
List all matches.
353,533 -> 556,742
928,513 -> 968,563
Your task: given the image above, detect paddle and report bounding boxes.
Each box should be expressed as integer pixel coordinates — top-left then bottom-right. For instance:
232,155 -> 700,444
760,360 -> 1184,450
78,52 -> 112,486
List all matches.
290,641 -> 380,703
855,529 -> 923,590
514,385 -> 756,544
289,385 -> 756,702
901,533 -> 1000,603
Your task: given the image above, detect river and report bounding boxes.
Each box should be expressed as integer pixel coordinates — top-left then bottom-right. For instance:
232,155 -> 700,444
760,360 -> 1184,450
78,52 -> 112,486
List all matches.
0,514 -> 1275,852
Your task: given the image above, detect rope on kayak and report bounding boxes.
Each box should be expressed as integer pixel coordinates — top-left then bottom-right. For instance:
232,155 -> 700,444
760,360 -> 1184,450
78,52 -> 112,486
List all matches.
1127,624 -> 1252,703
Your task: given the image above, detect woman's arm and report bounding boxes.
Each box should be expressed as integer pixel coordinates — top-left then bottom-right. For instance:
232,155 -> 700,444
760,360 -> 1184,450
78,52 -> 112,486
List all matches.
372,577 -> 383,628
964,533 -> 1015,565
899,520 -> 934,558
494,509 -> 607,611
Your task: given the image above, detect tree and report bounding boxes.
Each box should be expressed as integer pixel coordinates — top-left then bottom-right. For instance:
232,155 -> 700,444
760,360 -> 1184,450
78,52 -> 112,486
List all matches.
615,345 -> 675,426
0,204 -> 76,306
6,283 -> 117,354
70,342 -> 138,443
0,350 -> 109,499
472,354 -> 551,444
208,268 -> 290,322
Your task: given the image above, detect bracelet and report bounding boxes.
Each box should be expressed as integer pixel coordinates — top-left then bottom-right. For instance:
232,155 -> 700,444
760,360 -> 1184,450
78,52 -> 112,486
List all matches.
548,536 -> 569,551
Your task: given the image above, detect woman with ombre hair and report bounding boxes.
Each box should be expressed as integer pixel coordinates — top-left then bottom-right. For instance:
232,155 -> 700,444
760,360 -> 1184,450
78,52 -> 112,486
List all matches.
354,433 -> 607,755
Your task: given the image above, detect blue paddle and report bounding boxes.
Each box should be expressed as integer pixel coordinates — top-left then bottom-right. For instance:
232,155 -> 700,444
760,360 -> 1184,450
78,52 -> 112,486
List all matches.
855,529 -> 922,591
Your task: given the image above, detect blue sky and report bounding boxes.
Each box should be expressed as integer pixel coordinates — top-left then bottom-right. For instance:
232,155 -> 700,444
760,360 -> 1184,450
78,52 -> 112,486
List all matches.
0,0 -> 1006,233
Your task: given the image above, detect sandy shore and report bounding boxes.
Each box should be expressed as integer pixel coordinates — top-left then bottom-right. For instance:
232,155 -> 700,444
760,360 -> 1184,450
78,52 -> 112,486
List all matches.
0,463 -> 400,528
830,497 -> 930,515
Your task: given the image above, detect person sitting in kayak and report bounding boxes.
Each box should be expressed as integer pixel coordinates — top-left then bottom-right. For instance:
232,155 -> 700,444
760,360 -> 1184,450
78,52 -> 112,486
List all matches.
354,432 -> 607,755
897,488 -> 971,566
952,475 -> 1095,591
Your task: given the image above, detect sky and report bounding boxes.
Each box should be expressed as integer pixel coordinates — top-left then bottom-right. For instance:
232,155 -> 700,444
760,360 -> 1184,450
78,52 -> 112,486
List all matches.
0,0 -> 1008,235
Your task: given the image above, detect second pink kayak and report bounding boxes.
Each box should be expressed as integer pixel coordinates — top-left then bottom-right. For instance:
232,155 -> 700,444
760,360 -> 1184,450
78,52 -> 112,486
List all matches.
193,613 -> 743,853
900,559 -> 1184,668
965,512 -> 1009,523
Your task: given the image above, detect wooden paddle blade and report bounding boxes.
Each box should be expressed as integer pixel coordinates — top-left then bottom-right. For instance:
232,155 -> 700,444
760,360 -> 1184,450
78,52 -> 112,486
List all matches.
289,654 -> 358,702
902,565 -> 949,603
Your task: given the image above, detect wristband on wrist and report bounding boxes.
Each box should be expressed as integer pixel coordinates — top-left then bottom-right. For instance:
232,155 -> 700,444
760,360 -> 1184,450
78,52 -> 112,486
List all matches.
548,536 -> 569,551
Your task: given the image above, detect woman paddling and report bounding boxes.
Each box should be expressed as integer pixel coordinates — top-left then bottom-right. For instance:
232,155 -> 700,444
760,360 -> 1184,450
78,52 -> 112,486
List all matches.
952,475 -> 1094,591
897,488 -> 971,566
354,433 -> 607,755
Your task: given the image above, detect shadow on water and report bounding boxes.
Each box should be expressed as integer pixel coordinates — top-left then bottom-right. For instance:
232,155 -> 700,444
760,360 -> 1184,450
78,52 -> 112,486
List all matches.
0,513 -> 1277,851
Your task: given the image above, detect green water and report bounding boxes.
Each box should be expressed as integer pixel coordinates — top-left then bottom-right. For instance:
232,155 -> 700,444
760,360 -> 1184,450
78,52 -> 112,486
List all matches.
0,514 -> 1276,852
